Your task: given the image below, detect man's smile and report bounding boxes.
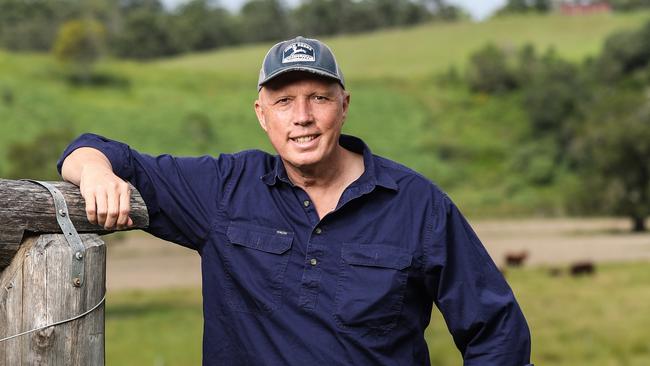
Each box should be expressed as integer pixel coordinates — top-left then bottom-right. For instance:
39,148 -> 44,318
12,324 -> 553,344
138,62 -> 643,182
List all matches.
290,134 -> 320,145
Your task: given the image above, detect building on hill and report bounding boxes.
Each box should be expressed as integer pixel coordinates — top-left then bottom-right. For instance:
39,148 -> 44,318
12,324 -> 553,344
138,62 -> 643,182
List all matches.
555,1 -> 612,15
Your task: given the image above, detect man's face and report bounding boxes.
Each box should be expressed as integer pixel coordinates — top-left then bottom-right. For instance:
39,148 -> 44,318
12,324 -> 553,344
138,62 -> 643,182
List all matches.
255,72 -> 350,171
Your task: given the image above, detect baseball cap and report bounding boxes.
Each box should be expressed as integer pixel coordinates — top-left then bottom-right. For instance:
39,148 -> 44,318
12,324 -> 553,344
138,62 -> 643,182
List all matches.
257,36 -> 345,91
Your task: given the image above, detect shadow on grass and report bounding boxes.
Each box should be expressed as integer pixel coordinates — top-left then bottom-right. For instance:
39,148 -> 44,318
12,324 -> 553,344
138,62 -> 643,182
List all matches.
106,301 -> 199,320
106,289 -> 202,320
65,72 -> 131,89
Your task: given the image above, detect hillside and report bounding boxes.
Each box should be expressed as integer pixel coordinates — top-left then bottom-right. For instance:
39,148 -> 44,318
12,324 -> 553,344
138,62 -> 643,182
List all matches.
2,11 -> 650,216
156,12 -> 650,80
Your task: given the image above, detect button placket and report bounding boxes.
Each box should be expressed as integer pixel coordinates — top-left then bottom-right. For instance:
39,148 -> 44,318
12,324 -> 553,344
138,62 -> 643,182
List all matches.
293,188 -> 320,226
299,244 -> 325,310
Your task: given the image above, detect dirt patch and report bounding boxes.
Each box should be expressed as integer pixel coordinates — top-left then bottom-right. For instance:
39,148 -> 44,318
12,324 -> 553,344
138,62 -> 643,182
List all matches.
104,218 -> 650,290
105,232 -> 200,291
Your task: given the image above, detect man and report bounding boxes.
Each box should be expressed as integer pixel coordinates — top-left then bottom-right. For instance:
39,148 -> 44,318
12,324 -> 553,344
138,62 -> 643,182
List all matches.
59,36 -> 533,365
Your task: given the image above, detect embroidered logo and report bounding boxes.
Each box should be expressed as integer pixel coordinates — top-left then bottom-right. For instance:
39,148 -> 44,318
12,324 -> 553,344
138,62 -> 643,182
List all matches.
282,42 -> 315,63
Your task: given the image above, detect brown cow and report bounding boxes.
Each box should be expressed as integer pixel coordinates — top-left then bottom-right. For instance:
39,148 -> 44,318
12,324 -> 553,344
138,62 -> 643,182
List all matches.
570,261 -> 596,276
504,250 -> 529,267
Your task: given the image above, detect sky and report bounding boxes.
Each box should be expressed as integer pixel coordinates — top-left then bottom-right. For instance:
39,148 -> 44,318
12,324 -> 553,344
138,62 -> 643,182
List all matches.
160,0 -> 508,21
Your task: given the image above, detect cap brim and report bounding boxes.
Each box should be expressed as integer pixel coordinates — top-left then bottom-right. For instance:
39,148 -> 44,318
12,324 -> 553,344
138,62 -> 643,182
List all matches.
258,66 -> 344,91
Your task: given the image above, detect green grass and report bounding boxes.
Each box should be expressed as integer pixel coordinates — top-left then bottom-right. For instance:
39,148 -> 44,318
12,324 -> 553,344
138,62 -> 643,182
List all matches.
106,262 -> 650,365
2,11 -> 650,215
106,288 -> 204,365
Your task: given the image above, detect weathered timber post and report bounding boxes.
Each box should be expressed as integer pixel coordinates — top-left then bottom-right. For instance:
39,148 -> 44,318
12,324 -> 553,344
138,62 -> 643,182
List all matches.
0,179 -> 148,365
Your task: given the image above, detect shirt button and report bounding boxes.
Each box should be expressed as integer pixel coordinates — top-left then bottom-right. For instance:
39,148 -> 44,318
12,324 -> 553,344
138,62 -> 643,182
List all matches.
314,227 -> 322,234
303,200 -> 310,207
310,258 -> 318,266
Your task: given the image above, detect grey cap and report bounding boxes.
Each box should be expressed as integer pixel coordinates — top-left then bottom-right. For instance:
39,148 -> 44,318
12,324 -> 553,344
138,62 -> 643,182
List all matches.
257,36 -> 345,91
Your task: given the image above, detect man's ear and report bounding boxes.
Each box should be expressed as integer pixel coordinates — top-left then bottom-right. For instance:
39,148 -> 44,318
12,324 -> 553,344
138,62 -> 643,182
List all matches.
254,98 -> 268,132
341,91 -> 350,124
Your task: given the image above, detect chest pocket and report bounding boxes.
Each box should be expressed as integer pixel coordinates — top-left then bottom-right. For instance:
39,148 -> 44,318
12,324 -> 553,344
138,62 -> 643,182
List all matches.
334,243 -> 412,335
224,223 -> 293,314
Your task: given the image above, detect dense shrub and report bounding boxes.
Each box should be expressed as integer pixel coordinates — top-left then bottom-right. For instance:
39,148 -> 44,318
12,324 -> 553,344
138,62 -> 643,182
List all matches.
596,26 -> 650,82
53,19 -> 105,68
522,53 -> 585,148
466,43 -> 519,94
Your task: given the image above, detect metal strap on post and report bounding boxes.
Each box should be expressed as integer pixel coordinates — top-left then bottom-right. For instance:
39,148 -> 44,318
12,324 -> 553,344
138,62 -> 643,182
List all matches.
23,180 -> 86,287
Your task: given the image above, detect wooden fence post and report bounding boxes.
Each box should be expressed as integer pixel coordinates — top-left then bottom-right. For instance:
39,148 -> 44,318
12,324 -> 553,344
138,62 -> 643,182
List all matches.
0,179 -> 148,366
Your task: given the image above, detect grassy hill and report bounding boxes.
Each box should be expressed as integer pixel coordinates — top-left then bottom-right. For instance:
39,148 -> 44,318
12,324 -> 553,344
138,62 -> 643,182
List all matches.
157,12 -> 650,80
2,11 -> 650,215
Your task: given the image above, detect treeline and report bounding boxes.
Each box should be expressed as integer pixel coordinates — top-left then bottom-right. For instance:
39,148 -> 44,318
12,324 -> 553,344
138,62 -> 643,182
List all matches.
461,20 -> 650,230
0,0 -> 462,59
497,0 -> 650,15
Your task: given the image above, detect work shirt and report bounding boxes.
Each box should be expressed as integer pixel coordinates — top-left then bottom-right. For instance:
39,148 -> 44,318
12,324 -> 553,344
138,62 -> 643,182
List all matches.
58,133 -> 533,366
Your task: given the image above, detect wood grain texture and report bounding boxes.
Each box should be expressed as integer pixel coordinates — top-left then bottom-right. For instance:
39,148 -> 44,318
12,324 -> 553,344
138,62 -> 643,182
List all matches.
0,179 -> 148,271
0,234 -> 106,365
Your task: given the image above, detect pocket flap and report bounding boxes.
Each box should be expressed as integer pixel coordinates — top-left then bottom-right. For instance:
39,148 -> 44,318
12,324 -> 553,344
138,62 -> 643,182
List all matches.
342,244 -> 412,270
227,224 -> 293,255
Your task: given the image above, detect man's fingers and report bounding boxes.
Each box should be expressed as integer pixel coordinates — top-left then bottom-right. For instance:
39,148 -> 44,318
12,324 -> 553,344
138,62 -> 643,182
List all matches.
95,188 -> 108,228
83,190 -> 97,225
116,183 -> 131,228
105,186 -> 119,229
78,165 -> 130,230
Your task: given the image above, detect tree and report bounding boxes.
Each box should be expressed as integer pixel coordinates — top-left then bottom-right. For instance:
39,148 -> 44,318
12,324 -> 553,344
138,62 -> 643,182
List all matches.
111,7 -> 176,59
239,0 -> 290,43
572,91 -> 650,231
466,43 -> 518,94
170,0 -> 237,52
522,49 -> 586,154
0,0 -> 79,51
596,23 -> 650,83
292,0 -> 348,36
608,0 -> 650,11
52,19 -> 106,82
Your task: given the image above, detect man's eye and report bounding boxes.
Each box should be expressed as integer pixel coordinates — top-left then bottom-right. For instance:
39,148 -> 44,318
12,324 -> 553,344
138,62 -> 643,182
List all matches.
313,95 -> 327,102
276,98 -> 290,105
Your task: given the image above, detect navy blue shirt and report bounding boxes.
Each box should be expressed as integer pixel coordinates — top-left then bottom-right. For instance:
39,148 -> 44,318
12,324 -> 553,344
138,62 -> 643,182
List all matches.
58,133 -> 532,366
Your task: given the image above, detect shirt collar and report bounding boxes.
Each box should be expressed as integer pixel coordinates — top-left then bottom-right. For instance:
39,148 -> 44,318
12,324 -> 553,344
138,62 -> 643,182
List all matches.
261,134 -> 398,192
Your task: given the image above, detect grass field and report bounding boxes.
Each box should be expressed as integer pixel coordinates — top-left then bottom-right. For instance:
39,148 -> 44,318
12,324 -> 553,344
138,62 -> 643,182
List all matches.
2,11 -> 650,215
105,262 -> 650,365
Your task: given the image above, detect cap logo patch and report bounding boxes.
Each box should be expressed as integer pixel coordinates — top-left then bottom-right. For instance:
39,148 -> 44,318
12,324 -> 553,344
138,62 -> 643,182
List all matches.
282,42 -> 315,63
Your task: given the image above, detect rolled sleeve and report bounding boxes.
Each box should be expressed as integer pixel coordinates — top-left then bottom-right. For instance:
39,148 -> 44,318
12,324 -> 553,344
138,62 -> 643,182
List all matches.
57,133 -> 231,250
57,133 -> 134,179
426,194 -> 532,365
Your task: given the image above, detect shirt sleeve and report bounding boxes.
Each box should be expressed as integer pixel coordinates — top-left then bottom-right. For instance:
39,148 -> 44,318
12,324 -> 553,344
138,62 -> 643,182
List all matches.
57,133 -> 234,251
424,193 -> 533,366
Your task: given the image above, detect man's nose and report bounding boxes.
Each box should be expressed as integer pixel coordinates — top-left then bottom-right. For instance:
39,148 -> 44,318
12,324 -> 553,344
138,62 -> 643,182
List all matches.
293,98 -> 313,126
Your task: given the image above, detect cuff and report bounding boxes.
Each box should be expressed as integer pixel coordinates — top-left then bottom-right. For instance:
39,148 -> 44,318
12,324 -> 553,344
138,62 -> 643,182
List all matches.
57,133 -> 133,179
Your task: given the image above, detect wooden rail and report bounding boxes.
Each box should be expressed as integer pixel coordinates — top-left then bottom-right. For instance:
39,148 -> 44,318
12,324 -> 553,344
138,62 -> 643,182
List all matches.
0,179 -> 148,365
0,179 -> 148,271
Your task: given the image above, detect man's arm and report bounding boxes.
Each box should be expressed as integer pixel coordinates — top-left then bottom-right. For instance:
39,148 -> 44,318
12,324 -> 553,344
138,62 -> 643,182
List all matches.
61,147 -> 133,230
58,133 -> 231,250
426,194 -> 532,365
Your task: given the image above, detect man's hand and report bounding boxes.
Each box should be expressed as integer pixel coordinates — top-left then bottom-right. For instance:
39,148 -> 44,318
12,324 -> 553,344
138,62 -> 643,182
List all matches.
61,147 -> 134,230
